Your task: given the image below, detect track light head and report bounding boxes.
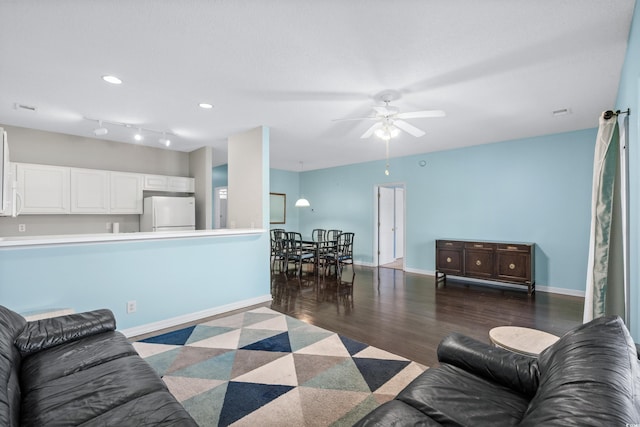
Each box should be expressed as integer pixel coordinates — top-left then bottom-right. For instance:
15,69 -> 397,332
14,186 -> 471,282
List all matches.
159,135 -> 171,147
93,120 -> 108,136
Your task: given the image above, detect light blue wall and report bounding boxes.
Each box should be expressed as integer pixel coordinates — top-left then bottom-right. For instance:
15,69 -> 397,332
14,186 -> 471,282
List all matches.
270,169 -> 300,231
615,0 -> 639,340
0,234 -> 269,330
299,128 -> 595,293
212,164 -> 228,190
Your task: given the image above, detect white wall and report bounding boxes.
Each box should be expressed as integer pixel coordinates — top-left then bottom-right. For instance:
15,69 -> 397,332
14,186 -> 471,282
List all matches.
227,127 -> 266,229
190,146 -> 212,230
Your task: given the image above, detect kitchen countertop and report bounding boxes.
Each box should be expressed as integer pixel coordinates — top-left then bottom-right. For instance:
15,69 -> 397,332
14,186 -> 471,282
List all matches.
0,228 -> 265,248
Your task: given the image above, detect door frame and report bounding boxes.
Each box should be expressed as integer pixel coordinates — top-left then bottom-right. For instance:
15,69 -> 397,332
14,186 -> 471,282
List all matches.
372,183 -> 406,268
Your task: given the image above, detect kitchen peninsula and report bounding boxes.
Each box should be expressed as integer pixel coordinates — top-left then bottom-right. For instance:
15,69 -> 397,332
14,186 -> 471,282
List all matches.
0,228 -> 264,248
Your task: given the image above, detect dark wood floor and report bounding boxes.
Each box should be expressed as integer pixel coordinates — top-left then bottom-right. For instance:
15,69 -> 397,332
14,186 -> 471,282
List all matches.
269,265 -> 584,367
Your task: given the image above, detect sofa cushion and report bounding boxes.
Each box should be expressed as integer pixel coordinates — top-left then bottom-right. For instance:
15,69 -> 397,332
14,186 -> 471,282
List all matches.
80,390 -> 199,427
353,399 -> 443,426
520,316 -> 640,426
19,330 -> 138,393
0,306 -> 26,427
397,364 -> 529,426
15,309 -> 116,356
20,353 -> 188,426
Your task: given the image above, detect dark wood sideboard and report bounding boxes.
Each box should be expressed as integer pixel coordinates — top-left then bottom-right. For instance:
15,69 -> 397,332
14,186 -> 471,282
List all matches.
435,239 -> 535,295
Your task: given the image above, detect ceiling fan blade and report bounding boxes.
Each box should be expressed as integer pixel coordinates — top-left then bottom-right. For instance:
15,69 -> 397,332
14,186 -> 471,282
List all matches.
396,110 -> 446,119
393,120 -> 426,137
332,116 -> 377,122
361,122 -> 383,138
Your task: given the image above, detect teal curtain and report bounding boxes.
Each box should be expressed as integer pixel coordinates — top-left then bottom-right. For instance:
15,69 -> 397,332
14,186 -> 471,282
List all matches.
583,112 -> 626,323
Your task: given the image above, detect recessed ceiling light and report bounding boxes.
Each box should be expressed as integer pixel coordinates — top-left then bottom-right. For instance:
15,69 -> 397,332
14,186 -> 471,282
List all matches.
199,103 -> 213,109
102,75 -> 122,85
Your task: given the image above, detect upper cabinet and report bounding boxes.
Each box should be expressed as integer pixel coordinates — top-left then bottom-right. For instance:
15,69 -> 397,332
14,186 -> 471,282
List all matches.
70,168 -> 109,214
15,163 -> 190,215
17,163 -> 70,214
110,172 -> 143,214
143,174 -> 194,193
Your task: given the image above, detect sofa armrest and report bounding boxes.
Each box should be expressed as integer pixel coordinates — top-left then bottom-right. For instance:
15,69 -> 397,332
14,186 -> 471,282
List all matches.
14,309 -> 116,356
437,332 -> 540,397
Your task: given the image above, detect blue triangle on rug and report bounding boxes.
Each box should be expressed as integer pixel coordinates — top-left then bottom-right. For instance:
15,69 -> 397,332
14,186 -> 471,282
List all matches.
353,358 -> 411,391
139,325 -> 196,345
240,331 -> 292,352
218,381 -> 294,425
340,335 -> 369,355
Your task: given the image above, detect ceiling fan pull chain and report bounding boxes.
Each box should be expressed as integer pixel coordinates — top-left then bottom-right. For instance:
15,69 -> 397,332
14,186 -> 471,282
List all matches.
385,140 -> 390,176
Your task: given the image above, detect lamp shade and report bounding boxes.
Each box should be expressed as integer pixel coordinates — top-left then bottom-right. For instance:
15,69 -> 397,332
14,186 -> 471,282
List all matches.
295,197 -> 310,207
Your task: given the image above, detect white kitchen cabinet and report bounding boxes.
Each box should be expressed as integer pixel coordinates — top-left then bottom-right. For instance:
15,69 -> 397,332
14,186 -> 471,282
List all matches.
110,172 -> 143,214
144,174 -> 194,192
168,176 -> 195,192
143,174 -> 168,191
17,163 -> 70,214
70,168 -> 109,214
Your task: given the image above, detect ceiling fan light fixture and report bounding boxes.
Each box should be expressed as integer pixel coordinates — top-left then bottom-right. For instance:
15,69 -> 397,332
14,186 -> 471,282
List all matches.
374,125 -> 399,141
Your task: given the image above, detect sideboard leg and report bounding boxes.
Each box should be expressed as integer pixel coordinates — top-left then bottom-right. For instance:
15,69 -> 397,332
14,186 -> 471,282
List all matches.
435,270 -> 446,287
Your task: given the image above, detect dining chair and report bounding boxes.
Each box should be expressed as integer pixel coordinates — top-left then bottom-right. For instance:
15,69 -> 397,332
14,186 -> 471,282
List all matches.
312,229 -> 326,243
270,229 -> 287,272
323,232 -> 356,280
336,232 -> 355,278
285,232 -> 315,277
326,229 -> 341,242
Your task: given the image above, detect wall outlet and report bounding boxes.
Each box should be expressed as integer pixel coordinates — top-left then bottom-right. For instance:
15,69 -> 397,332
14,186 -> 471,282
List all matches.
126,300 -> 137,314
106,222 -> 111,231
18,224 -> 26,232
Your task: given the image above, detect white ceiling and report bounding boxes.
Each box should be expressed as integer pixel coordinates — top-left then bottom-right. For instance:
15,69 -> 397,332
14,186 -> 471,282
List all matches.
0,1 -> 634,171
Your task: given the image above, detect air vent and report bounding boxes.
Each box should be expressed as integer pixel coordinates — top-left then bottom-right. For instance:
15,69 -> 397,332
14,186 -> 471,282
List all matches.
14,103 -> 37,113
552,108 -> 571,117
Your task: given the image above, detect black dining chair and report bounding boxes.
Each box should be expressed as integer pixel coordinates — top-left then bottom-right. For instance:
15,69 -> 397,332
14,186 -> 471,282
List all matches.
270,229 -> 287,272
336,232 -> 355,278
312,229 -> 326,243
323,232 -> 355,280
326,229 -> 341,243
285,232 -> 315,277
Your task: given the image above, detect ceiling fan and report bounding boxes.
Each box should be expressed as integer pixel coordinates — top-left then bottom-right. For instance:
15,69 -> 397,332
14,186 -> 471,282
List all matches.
334,94 -> 445,140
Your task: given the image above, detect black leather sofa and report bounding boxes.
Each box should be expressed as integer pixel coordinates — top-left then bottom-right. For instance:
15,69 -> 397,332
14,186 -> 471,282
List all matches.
355,315 -> 640,426
0,305 -> 197,426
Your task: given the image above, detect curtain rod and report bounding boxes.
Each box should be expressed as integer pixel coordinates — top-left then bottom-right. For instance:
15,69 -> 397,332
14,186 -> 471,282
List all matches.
603,108 -> 631,120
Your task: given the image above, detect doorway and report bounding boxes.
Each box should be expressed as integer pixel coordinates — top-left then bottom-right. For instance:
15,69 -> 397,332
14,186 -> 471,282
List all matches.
213,186 -> 227,229
374,184 -> 405,270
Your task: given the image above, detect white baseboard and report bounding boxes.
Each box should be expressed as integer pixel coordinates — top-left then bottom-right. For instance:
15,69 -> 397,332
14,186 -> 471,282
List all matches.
400,269 -> 584,297
120,294 -> 273,338
354,260 -> 375,267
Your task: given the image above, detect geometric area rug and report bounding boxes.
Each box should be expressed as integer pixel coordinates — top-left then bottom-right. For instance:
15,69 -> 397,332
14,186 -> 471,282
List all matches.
132,307 -> 428,426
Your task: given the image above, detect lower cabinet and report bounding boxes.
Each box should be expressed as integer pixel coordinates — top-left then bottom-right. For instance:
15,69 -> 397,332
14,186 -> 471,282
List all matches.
436,239 -> 535,295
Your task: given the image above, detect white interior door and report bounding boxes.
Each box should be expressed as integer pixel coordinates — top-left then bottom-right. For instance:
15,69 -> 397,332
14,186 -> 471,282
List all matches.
214,186 -> 227,229
395,187 -> 404,259
378,186 -> 395,265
